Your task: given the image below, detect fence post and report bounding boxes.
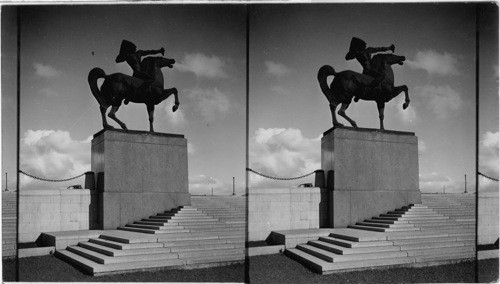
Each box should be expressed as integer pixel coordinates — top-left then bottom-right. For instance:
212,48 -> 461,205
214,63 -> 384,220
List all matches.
84,171 -> 95,190
314,170 -> 325,187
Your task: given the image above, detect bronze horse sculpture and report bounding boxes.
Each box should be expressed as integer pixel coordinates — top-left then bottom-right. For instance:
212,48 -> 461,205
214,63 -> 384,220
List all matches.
88,56 -> 179,132
318,53 -> 410,130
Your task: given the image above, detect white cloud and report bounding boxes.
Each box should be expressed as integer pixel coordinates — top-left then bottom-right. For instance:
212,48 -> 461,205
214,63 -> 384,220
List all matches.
163,101 -> 187,127
265,61 -> 293,77
393,102 -> 417,124
271,85 -> 290,96
187,88 -> 231,121
418,141 -> 427,154
479,131 -> 499,192
176,53 -> 227,79
406,50 -> 459,76
34,63 -> 61,78
416,85 -> 462,119
249,128 -> 320,188
39,87 -> 59,97
493,65 -> 499,79
187,143 -> 195,155
20,130 -> 90,189
189,174 -> 233,195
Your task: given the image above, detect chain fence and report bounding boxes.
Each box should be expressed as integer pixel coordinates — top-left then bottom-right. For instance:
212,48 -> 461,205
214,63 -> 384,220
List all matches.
478,172 -> 499,182
246,168 -> 318,181
19,170 -> 86,183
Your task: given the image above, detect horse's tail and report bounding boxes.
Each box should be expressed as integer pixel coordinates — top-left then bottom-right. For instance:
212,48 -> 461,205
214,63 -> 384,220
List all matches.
88,67 -> 107,106
318,65 -> 336,97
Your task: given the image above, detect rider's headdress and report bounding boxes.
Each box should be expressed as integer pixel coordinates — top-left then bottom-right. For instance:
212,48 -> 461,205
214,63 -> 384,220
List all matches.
115,40 -> 137,63
345,37 -> 367,60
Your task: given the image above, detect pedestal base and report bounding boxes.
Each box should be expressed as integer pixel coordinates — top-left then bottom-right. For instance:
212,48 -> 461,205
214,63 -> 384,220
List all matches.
321,126 -> 421,228
91,129 -> 190,229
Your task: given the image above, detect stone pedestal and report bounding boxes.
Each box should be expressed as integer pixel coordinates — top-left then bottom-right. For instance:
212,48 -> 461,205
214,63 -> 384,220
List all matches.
321,126 -> 421,228
91,129 -> 190,230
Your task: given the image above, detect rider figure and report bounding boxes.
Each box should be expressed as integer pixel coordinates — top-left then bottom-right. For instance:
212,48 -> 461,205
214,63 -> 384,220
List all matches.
115,40 -> 165,104
345,37 -> 395,101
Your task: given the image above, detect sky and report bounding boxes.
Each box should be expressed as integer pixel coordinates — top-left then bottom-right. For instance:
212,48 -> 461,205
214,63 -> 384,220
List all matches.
1,3 -> 498,195
247,3 -> 499,193
2,5 -> 247,195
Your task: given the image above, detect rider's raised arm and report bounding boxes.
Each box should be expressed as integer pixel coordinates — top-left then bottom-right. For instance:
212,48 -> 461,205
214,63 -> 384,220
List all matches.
366,45 -> 395,54
137,48 -> 165,57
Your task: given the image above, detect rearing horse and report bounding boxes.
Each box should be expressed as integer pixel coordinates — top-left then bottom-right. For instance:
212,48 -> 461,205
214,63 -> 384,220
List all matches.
318,53 -> 410,130
88,56 -> 179,132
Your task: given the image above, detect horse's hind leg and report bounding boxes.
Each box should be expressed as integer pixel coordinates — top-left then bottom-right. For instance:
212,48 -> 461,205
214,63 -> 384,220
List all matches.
338,102 -> 358,128
147,104 -> 155,132
377,101 -> 385,130
329,102 -> 344,127
107,105 -> 128,130
100,105 -> 114,130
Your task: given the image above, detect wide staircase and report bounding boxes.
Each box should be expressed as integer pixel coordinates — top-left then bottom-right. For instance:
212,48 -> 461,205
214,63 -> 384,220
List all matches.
55,196 -> 246,275
2,191 -> 17,258
285,193 -> 475,274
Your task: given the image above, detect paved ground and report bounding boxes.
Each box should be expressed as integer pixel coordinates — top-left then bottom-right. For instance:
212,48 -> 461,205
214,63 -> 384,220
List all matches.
3,254 -> 498,283
248,254 -> 498,283
3,255 -> 245,282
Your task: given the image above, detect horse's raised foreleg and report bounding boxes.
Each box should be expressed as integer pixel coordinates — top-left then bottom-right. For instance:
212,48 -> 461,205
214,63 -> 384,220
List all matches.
163,88 -> 179,112
390,85 -> 410,109
338,102 -> 358,128
147,104 -> 155,132
100,105 -> 114,130
377,101 -> 385,130
329,102 -> 344,127
107,105 -> 128,130
400,85 -> 410,109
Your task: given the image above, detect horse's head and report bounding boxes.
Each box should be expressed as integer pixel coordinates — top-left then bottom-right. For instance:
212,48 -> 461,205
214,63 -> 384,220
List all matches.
384,54 -> 405,66
165,58 -> 175,68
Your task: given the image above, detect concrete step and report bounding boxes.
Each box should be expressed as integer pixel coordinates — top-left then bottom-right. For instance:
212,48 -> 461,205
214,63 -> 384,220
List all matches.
398,241 -> 467,251
286,248 -> 413,274
391,236 -> 459,245
55,249 -> 185,275
413,251 -> 475,263
126,224 -> 183,230
318,236 -> 394,248
356,222 -> 415,228
176,248 -> 244,259
405,245 -> 474,257
156,232 -> 244,242
348,224 -> 420,232
150,217 -> 219,222
169,242 -> 243,253
118,226 -> 189,234
89,238 -> 164,250
136,220 -> 184,226
79,242 -> 171,257
375,216 -> 449,221
67,245 -> 178,264
297,244 -> 407,263
162,238 -> 243,247
308,240 -> 400,255
387,211 -> 441,216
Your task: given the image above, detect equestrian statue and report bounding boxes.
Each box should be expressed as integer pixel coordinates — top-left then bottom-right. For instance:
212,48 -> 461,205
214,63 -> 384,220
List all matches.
318,37 -> 410,130
88,40 -> 179,132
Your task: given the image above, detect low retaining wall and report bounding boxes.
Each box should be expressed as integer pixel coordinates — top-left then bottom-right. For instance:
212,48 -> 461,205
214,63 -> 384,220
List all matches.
479,191 -> 499,245
248,187 -> 328,242
19,189 -> 98,243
